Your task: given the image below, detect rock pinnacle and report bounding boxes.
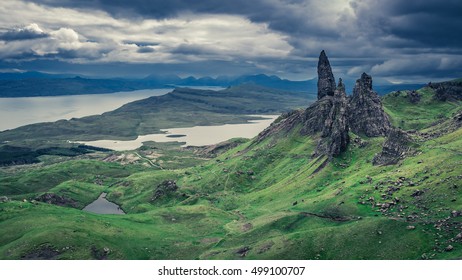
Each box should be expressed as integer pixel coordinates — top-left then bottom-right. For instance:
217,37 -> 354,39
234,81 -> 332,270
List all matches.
317,50 -> 336,100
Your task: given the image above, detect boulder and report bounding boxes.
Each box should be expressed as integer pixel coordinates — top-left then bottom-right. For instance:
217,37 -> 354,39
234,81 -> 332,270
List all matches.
411,190 -> 425,197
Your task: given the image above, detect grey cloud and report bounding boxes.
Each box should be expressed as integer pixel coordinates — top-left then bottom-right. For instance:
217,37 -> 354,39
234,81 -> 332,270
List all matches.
137,46 -> 155,53
350,0 -> 462,49
12,0 -> 462,82
0,27 -> 48,41
123,40 -> 160,47
171,44 -> 220,56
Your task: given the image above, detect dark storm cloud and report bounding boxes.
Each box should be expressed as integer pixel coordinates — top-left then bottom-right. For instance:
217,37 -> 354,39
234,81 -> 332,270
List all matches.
0,27 -> 48,41
351,0 -> 462,49
123,40 -> 160,47
171,44 -> 219,56
136,46 -> 155,53
28,0 -> 267,18
12,0 -> 462,82
27,0 -> 336,37
30,0 -> 461,50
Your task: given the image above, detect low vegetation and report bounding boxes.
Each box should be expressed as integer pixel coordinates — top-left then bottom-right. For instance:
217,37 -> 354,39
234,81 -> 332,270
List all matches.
0,83 -> 461,259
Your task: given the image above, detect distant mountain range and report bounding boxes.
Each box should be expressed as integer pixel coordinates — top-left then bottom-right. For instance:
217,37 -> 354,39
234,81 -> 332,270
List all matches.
0,71 -> 424,97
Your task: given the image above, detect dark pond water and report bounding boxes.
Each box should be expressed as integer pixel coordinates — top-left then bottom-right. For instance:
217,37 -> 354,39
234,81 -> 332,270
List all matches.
83,192 -> 125,215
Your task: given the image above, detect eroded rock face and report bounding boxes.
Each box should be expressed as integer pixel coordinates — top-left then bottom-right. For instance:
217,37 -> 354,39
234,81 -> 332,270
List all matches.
35,193 -> 78,208
317,50 -> 336,100
348,73 -> 391,137
151,180 -> 178,201
300,96 -> 336,135
430,81 -> 462,101
407,90 -> 421,104
315,79 -> 350,157
373,128 -> 413,166
253,52 -> 393,161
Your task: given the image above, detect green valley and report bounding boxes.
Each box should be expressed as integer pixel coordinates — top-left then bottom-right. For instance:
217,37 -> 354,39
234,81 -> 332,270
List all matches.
0,53 -> 461,260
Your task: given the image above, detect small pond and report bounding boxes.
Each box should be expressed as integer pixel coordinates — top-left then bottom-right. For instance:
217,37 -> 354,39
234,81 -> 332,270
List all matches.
83,192 -> 125,215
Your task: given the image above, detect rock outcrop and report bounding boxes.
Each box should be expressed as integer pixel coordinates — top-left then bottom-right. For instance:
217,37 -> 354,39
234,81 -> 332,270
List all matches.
430,81 -> 462,101
35,193 -> 78,208
300,96 -> 336,135
317,50 -> 336,100
407,90 -> 421,104
348,73 -> 391,137
151,180 -> 178,202
373,128 -> 413,165
254,51 -> 393,161
315,79 -> 350,157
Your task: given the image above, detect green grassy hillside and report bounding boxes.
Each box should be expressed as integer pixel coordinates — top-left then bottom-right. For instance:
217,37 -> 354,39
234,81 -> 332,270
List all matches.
0,85 -> 461,259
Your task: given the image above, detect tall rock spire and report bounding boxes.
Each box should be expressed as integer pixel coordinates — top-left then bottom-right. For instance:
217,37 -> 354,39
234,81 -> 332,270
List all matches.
315,77 -> 350,158
317,50 -> 336,100
348,73 -> 391,137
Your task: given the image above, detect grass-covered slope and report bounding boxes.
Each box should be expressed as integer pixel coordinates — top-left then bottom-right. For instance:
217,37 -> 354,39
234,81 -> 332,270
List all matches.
0,85 -> 461,260
382,87 -> 461,130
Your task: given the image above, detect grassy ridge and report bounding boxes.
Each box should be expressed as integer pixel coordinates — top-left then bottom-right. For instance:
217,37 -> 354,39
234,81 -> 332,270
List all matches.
382,87 -> 461,130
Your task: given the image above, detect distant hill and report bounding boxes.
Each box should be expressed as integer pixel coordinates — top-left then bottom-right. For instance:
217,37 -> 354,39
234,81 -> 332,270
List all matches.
145,73 -> 316,92
0,71 -> 426,97
0,71 -> 73,80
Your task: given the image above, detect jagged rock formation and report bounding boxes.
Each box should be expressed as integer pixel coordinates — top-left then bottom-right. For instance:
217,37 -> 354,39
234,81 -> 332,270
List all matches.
348,73 -> 391,137
35,193 -> 78,208
407,90 -> 421,104
300,96 -> 336,135
256,51 -> 392,160
317,50 -> 336,100
430,81 -> 462,101
315,79 -> 350,157
151,180 -> 178,202
373,128 -> 413,165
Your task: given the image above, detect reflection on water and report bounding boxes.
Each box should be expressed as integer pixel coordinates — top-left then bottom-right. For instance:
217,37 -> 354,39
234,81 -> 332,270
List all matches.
83,192 -> 125,215
79,115 -> 279,151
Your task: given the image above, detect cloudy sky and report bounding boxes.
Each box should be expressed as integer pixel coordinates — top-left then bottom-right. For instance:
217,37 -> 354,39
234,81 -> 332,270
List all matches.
0,0 -> 461,83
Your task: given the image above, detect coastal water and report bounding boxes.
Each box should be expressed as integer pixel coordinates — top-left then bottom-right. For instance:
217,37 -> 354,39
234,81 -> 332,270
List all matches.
79,115 -> 279,150
0,89 -> 173,131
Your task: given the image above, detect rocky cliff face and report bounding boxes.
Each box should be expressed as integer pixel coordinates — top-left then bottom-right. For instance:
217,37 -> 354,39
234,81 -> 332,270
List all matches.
373,128 -> 413,165
256,51 -> 392,160
317,50 -> 336,100
314,79 -> 350,157
430,81 -> 462,101
348,73 -> 391,137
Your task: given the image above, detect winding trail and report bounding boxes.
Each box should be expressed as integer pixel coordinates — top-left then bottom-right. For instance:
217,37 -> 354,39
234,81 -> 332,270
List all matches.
134,152 -> 164,169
